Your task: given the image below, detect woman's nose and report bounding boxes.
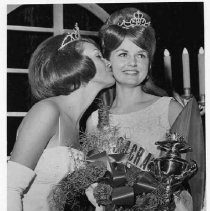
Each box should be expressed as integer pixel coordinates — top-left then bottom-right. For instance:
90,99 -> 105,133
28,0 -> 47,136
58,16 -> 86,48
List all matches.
128,55 -> 137,66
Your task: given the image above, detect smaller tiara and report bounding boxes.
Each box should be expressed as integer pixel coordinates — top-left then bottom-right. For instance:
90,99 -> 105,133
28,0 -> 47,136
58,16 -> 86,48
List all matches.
118,11 -> 151,29
59,23 -> 80,50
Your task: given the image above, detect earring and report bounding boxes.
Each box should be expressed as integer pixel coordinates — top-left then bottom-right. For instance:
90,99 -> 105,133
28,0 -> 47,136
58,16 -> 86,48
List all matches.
146,75 -> 150,80
106,62 -> 111,68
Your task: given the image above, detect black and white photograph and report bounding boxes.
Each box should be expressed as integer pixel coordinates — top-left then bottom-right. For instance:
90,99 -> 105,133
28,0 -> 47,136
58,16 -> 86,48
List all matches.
1,0 -> 208,210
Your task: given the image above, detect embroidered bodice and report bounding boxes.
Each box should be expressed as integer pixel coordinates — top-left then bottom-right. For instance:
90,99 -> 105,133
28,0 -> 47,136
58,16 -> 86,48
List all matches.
89,97 -> 172,158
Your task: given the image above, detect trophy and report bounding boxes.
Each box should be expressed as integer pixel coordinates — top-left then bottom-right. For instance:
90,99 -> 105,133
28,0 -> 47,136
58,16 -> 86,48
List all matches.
148,132 -> 198,211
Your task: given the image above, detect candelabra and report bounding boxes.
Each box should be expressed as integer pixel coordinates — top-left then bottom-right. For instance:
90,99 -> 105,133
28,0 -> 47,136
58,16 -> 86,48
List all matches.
181,88 -> 193,107
182,88 -> 205,116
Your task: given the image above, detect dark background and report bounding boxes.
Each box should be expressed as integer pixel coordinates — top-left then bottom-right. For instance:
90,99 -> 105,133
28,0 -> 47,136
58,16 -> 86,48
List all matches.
7,2 -> 204,154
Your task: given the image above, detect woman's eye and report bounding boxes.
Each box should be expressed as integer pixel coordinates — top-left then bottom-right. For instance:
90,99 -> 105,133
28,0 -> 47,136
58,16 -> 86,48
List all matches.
137,53 -> 147,58
118,53 -> 127,57
96,54 -> 103,59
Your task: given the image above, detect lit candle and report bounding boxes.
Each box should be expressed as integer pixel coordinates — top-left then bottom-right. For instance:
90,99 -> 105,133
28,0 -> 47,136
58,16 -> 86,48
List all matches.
164,49 -> 172,84
198,47 -> 205,96
182,48 -> 191,89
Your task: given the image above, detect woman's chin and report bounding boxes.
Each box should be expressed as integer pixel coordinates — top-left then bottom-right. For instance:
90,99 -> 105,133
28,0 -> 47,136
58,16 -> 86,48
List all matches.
116,80 -> 142,87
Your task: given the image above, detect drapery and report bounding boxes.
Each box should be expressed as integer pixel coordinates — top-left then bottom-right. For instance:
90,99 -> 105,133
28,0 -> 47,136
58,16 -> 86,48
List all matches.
170,97 -> 205,211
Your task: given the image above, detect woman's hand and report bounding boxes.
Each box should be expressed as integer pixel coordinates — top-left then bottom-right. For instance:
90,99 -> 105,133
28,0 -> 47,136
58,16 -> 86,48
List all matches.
174,190 -> 193,211
85,183 -> 104,211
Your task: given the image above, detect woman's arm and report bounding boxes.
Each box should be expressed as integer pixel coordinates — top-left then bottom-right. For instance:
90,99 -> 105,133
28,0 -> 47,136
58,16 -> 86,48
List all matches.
10,100 -> 59,169
174,190 -> 193,211
7,100 -> 59,211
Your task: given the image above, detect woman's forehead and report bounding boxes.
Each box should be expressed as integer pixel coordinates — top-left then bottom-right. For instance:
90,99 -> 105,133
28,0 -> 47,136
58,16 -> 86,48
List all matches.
82,42 -> 99,54
114,38 -> 145,52
83,42 -> 98,50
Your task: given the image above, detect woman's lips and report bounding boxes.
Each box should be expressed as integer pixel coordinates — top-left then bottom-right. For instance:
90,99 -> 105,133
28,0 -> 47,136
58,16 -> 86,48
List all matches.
122,70 -> 139,75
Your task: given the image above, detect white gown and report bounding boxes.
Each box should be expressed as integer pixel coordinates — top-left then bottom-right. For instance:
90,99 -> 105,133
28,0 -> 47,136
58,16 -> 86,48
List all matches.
20,118 -> 84,211
22,147 -> 81,211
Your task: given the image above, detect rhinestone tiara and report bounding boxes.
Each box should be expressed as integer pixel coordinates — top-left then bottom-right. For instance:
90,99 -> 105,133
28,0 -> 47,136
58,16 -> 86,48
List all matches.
118,11 -> 151,29
58,23 -> 80,50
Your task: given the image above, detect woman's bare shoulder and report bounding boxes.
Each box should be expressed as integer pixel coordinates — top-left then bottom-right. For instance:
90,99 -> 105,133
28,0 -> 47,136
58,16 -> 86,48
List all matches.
29,99 -> 60,116
17,99 -> 60,136
28,99 -> 60,118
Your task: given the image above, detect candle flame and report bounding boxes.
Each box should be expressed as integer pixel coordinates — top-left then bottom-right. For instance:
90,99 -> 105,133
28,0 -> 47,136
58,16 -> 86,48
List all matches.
199,47 -> 204,54
164,49 -> 170,57
183,48 -> 189,54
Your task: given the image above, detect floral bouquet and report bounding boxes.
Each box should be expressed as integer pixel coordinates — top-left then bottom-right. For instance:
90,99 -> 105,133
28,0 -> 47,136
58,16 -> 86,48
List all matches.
51,127 -> 174,210
51,125 -> 171,211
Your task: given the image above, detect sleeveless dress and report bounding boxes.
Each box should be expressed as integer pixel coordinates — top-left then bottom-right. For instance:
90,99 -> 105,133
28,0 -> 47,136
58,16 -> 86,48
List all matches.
22,118 -> 84,211
88,97 -> 172,164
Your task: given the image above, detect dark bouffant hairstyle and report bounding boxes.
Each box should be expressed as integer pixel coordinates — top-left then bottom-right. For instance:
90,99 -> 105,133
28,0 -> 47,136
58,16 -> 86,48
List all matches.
28,34 -> 98,100
98,7 -> 167,103
99,7 -> 156,62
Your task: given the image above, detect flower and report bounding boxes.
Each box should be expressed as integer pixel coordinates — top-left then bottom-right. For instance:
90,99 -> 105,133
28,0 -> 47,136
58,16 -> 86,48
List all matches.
93,183 -> 113,206
79,126 -> 128,155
